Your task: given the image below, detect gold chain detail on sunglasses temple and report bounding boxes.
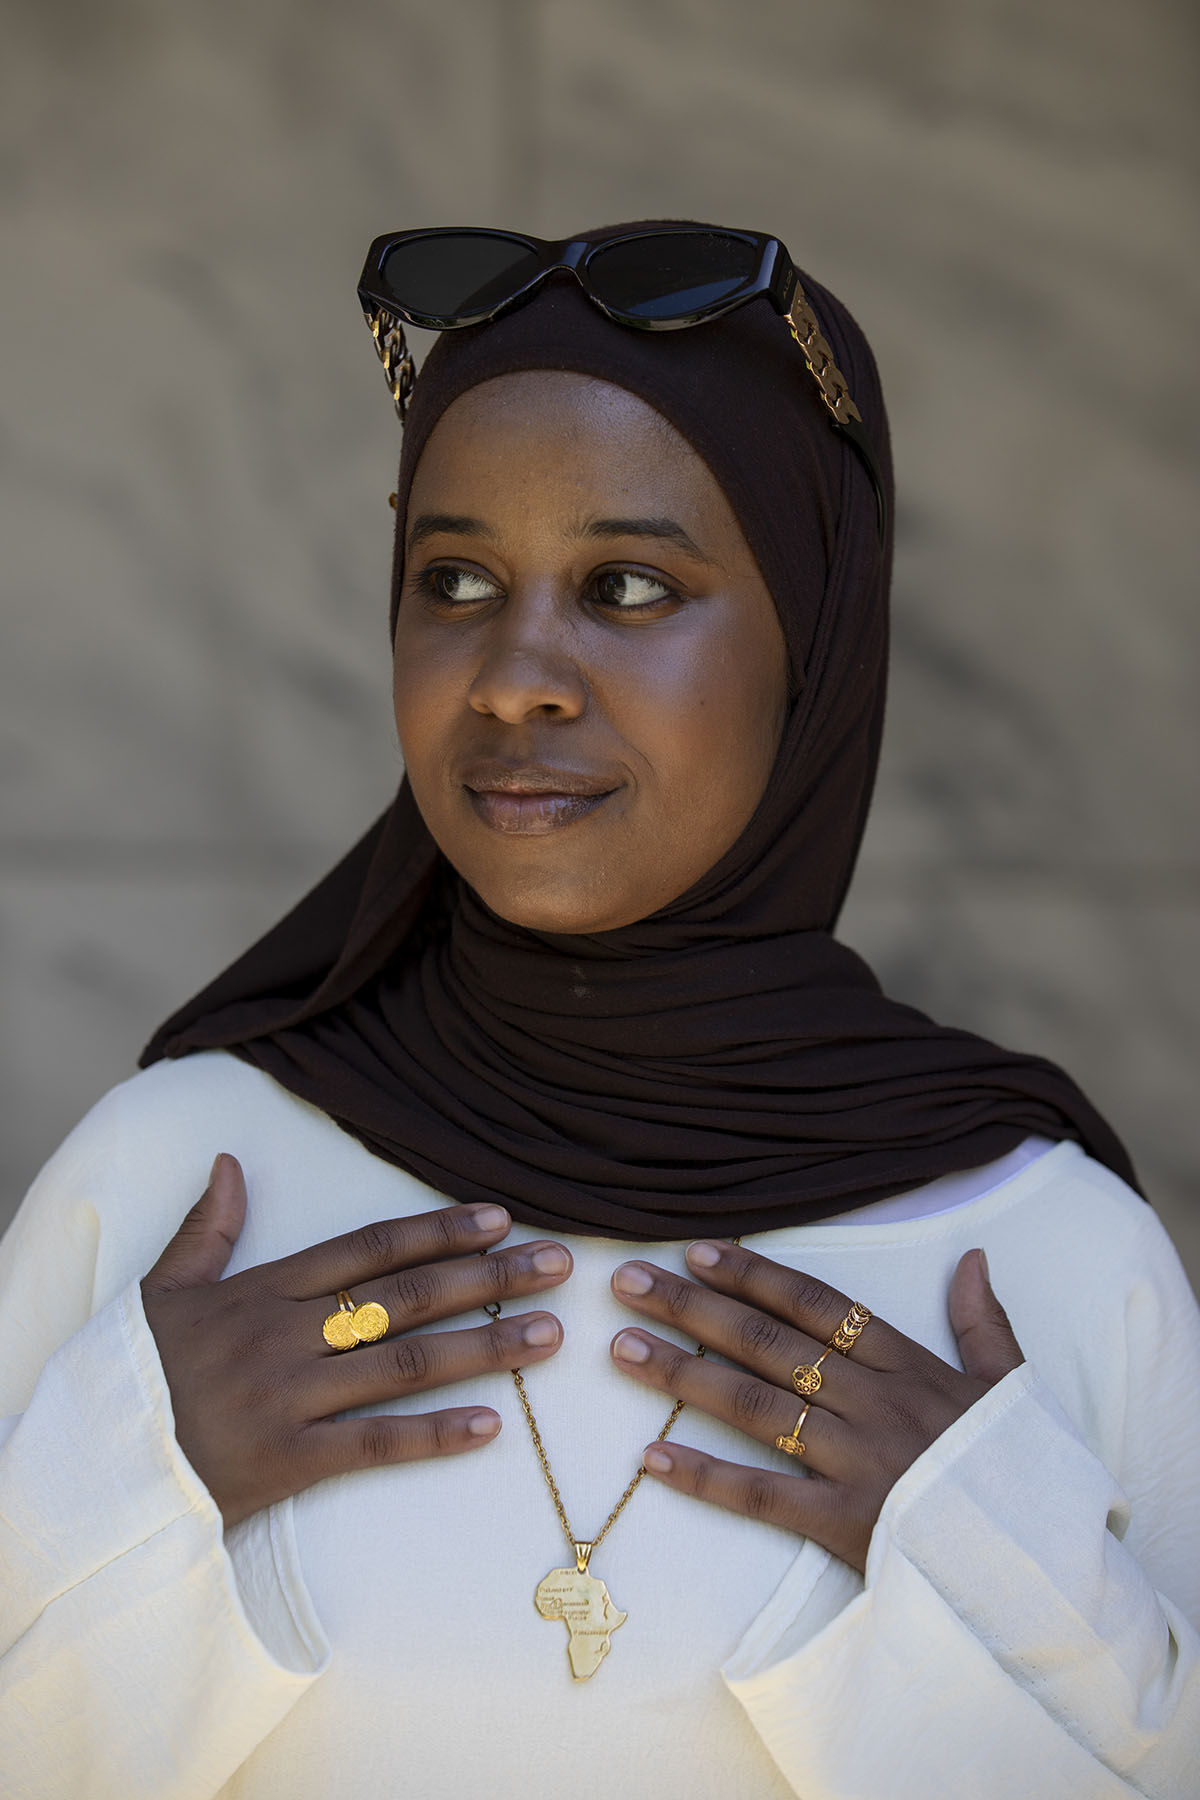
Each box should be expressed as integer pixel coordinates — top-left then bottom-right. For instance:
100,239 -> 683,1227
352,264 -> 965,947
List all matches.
366,288 -> 862,435
786,286 -> 862,427
367,304 -> 416,420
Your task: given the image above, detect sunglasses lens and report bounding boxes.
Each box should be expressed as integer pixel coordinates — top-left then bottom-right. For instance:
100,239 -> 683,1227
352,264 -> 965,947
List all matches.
380,232 -> 542,320
587,231 -> 760,321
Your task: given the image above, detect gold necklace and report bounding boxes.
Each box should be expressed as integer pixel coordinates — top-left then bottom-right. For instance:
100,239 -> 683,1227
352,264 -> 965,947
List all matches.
484,1239 -> 741,1682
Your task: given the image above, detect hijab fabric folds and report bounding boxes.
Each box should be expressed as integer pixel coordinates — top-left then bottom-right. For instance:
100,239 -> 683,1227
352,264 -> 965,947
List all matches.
142,227 -> 1137,1237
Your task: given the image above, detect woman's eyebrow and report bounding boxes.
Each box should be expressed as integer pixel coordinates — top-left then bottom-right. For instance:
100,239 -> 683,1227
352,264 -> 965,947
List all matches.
406,510 -> 715,565
579,516 -> 715,564
407,512 -> 497,548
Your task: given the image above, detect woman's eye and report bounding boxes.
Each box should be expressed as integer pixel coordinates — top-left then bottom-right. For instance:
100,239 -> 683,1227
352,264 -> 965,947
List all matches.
420,567 -> 502,605
592,571 -> 677,610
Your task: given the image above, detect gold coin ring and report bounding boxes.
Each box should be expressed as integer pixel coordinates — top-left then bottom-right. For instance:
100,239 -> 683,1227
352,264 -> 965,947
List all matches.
776,1403 -> 811,1457
322,1291 -> 358,1350
322,1289 -> 391,1350
791,1348 -> 831,1397
829,1301 -> 872,1356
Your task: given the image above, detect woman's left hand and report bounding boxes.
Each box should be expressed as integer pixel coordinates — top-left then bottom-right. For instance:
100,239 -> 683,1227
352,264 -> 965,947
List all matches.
610,1242 -> 1025,1574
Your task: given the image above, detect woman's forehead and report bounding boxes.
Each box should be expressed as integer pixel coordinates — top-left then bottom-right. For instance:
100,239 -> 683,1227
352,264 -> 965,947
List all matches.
406,371 -> 736,541
411,370 -> 690,464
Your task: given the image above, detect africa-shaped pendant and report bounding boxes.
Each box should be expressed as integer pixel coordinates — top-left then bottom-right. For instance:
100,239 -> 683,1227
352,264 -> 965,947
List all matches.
534,1542 -> 627,1680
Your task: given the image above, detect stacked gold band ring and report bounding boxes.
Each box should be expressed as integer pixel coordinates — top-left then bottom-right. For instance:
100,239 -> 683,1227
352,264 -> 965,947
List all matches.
776,1402 -> 811,1458
830,1300 -> 872,1354
322,1289 -> 391,1350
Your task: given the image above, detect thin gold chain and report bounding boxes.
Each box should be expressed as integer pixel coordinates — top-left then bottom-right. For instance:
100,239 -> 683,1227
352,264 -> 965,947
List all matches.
484,1238 -> 741,1557
506,1358 -> 697,1552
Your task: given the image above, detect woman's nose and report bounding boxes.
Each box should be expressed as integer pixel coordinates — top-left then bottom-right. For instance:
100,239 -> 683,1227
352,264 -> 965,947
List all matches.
466,591 -> 588,723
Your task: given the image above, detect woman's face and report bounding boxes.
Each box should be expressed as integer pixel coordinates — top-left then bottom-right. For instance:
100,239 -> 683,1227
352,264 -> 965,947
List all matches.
392,371 -> 790,934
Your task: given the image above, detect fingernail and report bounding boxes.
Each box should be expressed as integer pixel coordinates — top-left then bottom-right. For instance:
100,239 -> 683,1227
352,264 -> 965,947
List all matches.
643,1446 -> 672,1473
613,1263 -> 653,1295
467,1410 -> 501,1438
686,1241 -> 721,1268
978,1248 -> 990,1283
208,1153 -> 225,1183
532,1245 -> 570,1275
613,1330 -> 650,1364
469,1205 -> 510,1233
522,1316 -> 559,1347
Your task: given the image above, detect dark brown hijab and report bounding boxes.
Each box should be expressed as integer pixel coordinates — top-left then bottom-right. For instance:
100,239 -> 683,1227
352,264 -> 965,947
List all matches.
142,228 -> 1138,1237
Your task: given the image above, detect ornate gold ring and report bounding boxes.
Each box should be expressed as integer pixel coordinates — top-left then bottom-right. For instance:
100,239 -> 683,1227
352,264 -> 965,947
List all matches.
829,1301 -> 872,1357
776,1403 -> 811,1458
791,1348 -> 831,1397
322,1288 -> 391,1350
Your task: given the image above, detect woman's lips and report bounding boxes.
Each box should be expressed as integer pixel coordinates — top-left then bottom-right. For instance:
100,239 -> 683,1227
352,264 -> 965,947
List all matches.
461,761 -> 620,835
467,790 -> 612,833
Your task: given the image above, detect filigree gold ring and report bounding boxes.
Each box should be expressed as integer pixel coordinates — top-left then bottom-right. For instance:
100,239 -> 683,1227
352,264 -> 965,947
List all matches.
791,1348 -> 831,1397
829,1301 -> 872,1356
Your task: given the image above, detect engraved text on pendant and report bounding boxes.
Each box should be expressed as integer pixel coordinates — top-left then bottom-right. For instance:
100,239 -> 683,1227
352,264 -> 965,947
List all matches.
534,1565 -> 627,1681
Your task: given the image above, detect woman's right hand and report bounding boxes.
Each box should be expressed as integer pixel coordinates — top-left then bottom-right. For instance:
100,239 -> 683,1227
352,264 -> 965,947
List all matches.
140,1153 -> 570,1528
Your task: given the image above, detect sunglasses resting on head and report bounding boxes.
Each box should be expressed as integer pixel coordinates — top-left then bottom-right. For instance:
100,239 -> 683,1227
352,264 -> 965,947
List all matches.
356,224 -> 888,541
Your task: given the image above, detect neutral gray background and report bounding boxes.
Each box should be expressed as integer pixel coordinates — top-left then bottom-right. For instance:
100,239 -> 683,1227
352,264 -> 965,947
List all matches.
3,0 -> 1197,1288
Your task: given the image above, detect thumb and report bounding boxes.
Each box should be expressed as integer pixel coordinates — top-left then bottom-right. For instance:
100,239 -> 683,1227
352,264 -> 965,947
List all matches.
948,1248 -> 1025,1386
143,1153 -> 247,1293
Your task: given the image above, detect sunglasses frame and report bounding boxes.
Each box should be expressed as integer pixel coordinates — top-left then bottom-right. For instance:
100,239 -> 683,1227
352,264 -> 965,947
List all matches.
357,225 -> 886,539
358,225 -> 794,333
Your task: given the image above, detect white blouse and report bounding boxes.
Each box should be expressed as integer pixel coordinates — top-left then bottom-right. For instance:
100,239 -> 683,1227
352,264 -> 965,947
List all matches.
1,1052 -> 1197,1799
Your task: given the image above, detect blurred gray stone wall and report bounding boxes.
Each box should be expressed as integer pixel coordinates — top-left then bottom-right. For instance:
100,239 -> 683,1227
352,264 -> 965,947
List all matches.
3,0 -> 1198,1284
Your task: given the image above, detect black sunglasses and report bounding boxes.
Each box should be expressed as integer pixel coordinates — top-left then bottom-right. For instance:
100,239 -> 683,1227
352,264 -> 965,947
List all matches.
357,225 -> 886,539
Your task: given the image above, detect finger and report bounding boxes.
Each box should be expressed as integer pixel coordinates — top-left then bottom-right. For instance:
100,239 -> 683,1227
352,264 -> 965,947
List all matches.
948,1249 -> 1024,1386
143,1154 -> 248,1293
611,1261 -> 865,1416
331,1239 -> 572,1340
638,1439 -> 841,1541
681,1240 -> 902,1372
611,1328 -> 852,1474
269,1202 -> 516,1299
317,1313 -> 564,1409
300,1406 -> 504,1483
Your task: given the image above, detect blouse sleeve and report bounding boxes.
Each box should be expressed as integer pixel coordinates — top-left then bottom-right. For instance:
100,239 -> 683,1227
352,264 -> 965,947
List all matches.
0,1102 -> 329,1800
722,1213 -> 1200,1799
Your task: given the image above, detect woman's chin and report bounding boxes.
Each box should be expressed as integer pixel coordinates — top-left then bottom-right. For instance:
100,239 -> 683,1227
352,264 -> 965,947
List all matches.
468,872 -> 645,936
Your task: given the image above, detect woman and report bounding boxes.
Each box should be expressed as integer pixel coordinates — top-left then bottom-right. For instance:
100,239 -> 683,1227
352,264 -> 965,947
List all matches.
1,223 -> 1197,1799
